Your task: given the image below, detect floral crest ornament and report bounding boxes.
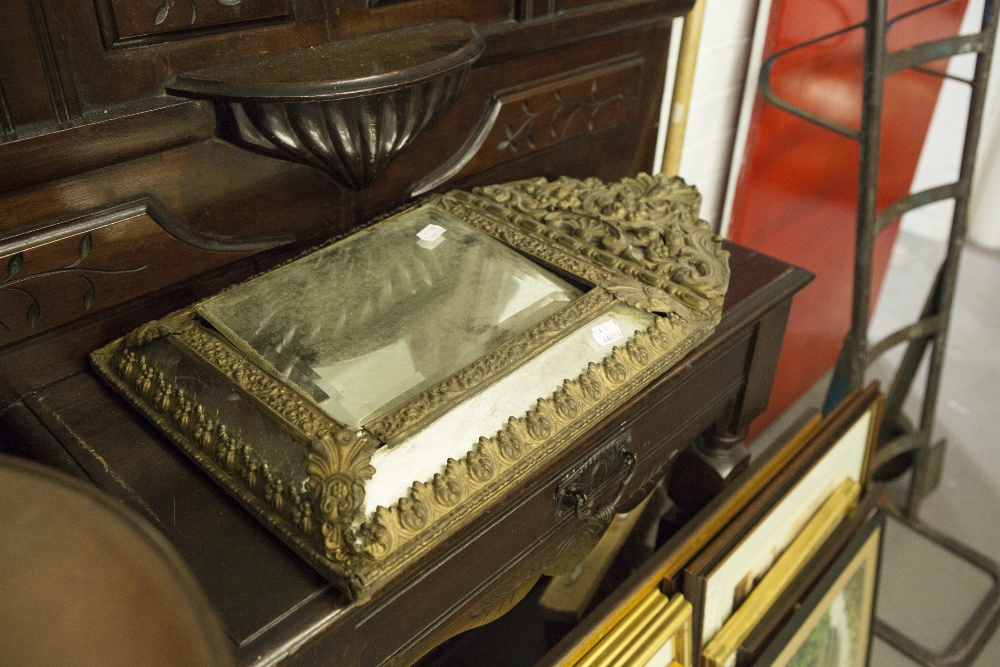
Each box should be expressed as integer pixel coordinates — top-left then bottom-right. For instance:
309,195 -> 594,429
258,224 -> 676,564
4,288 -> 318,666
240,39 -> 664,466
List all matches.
473,173 -> 729,313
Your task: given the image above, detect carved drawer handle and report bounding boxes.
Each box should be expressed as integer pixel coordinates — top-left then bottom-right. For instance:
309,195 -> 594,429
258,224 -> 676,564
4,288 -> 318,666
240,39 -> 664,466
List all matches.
556,434 -> 637,527
570,450 -> 637,527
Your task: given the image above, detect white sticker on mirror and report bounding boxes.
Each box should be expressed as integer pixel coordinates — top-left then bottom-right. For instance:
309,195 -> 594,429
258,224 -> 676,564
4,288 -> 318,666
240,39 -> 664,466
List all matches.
591,320 -> 624,346
416,224 -> 446,242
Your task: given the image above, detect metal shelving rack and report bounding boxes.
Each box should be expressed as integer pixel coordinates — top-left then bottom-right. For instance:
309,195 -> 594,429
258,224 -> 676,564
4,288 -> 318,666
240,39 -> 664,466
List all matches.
758,1 -> 1000,663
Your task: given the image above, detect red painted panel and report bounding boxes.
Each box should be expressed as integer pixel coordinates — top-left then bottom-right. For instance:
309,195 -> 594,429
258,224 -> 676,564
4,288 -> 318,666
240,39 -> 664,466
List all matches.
727,0 -> 969,437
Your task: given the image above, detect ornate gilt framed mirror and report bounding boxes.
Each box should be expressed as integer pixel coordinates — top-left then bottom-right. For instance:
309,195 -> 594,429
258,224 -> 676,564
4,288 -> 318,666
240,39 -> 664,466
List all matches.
91,173 -> 729,601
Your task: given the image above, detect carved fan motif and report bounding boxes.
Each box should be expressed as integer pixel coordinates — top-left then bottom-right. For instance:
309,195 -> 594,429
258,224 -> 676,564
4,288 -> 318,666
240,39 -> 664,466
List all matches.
168,21 -> 485,190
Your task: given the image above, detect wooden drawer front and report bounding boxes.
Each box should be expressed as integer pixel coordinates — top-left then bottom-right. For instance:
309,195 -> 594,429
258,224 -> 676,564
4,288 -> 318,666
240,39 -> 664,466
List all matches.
0,203 -> 248,347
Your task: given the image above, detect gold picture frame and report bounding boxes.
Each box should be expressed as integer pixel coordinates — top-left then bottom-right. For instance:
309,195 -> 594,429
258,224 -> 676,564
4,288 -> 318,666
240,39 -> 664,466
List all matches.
701,478 -> 861,667
573,587 -> 694,667
89,173 -> 730,602
734,488 -> 884,666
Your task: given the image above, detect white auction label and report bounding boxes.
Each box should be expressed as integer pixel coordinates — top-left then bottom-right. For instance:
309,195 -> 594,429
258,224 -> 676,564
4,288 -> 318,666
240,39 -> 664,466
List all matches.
591,320 -> 624,346
416,224 -> 446,242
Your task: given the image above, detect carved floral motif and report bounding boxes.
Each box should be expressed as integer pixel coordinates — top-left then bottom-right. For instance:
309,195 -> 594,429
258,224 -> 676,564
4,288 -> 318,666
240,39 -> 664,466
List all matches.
472,173 -> 729,313
307,431 -> 378,564
496,81 -> 624,153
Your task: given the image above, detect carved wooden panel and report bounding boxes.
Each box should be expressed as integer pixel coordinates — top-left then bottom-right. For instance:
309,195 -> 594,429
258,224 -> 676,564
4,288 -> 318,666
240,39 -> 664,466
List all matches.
99,0 -> 291,43
0,2 -> 56,133
27,0 -> 82,125
0,83 -> 13,142
412,55 -> 644,195
489,61 -> 639,156
0,203 -> 250,347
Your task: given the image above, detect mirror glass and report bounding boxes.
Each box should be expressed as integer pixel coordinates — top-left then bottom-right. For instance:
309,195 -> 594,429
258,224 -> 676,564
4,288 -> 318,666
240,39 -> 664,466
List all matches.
197,205 -> 583,428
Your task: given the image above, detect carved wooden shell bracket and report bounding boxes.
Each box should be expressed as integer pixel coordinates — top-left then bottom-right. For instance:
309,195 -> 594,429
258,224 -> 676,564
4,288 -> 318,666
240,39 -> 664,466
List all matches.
167,21 -> 484,190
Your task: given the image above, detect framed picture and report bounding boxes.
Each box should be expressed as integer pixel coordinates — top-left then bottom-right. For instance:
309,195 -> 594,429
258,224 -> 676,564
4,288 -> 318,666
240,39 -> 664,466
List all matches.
734,489 -> 884,666
753,509 -> 885,666
701,477 -> 861,667
683,384 -> 882,651
546,410 -> 823,667
572,588 -> 693,667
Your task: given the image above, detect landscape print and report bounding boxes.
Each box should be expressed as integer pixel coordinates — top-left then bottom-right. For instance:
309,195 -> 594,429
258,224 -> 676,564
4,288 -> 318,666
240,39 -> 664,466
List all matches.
786,564 -> 867,666
763,519 -> 882,667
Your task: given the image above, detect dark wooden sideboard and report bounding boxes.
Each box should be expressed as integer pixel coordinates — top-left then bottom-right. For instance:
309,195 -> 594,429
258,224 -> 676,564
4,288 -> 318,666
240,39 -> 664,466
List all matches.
1,242 -> 810,666
1,2 -> 813,665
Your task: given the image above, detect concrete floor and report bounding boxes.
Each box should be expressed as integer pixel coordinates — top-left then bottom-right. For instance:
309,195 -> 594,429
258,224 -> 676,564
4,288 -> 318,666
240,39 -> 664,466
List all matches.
869,230 -> 1000,666
754,229 -> 1000,666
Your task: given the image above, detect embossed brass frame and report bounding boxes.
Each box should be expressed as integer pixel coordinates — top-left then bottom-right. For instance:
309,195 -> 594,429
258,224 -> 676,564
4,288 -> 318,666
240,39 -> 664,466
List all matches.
91,173 -> 729,601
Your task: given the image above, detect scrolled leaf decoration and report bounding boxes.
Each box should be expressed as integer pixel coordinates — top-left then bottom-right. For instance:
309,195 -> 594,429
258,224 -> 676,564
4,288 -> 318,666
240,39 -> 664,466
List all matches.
356,520 -> 391,560
432,474 -> 464,507
1,232 -> 145,337
605,280 -> 677,316
307,430 -> 378,563
7,253 -> 22,279
579,369 -> 603,401
397,497 -> 429,531
525,410 -> 553,440
626,339 -> 650,366
602,354 -> 629,385
467,450 -> 496,483
553,391 -> 579,419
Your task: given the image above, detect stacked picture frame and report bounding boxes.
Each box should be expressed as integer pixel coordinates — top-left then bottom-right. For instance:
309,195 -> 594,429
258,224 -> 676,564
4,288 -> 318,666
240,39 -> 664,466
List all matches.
558,382 -> 886,667
691,383 -> 883,667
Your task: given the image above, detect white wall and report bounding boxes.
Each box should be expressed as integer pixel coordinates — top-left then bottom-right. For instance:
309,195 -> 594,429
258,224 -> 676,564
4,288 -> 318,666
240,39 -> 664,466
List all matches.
902,0 -> 1000,249
659,0 -> 760,228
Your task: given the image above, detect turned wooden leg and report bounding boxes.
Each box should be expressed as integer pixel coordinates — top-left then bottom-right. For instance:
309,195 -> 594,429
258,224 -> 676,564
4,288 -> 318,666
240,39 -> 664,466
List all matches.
666,423 -> 751,515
